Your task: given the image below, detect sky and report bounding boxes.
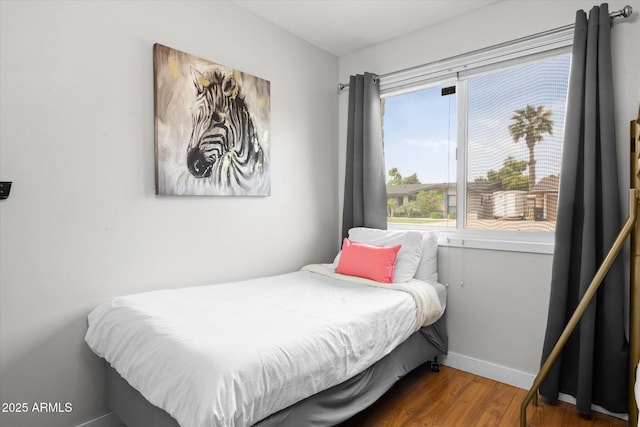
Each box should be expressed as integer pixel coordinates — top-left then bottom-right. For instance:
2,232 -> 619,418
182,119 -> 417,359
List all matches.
382,54 -> 571,186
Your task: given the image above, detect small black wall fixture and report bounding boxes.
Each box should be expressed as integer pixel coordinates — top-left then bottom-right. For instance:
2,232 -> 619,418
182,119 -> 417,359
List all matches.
0,182 -> 12,199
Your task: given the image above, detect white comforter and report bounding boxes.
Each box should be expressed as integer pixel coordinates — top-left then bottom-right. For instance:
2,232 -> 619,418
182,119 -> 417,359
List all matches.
85,265 -> 443,427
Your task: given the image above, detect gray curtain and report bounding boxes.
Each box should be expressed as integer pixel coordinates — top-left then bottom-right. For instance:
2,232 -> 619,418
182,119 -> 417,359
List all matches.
342,72 -> 387,238
540,3 -> 628,415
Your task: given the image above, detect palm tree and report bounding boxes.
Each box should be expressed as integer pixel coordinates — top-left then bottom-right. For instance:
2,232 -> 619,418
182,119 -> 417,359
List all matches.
507,105 -> 554,190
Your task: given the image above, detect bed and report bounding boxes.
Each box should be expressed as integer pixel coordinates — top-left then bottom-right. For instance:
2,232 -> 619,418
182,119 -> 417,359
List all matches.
85,228 -> 448,427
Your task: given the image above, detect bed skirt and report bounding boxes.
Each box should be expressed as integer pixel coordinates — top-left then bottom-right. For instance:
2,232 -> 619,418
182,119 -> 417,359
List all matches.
105,316 -> 447,427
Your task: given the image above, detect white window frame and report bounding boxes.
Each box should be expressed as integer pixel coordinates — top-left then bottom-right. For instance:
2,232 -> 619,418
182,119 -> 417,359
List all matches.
380,28 -> 574,254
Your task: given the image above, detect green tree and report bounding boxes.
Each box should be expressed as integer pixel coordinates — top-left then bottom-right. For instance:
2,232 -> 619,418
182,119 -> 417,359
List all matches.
388,167 -> 402,185
416,188 -> 444,217
387,198 -> 398,217
388,167 -> 421,185
395,200 -> 417,218
507,105 -> 553,189
404,173 -> 420,184
476,156 -> 529,191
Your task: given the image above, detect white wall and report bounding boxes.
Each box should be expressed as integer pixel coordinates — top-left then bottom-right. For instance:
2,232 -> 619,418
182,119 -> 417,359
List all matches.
339,0 -> 640,381
0,1 -> 339,426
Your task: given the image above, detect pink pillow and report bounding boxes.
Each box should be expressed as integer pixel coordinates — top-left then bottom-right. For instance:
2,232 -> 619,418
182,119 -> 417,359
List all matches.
335,238 -> 401,283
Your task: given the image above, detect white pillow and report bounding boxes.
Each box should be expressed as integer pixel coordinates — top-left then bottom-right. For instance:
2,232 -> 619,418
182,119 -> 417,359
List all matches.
414,231 -> 438,283
334,228 -> 424,283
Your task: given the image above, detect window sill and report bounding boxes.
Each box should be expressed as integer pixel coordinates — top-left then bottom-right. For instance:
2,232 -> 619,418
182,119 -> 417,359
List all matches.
437,230 -> 554,254
387,224 -> 555,254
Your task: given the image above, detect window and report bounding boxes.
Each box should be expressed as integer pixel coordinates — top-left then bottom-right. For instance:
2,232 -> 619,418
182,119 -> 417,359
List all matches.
380,33 -> 572,252
383,83 -> 457,227
465,55 -> 569,232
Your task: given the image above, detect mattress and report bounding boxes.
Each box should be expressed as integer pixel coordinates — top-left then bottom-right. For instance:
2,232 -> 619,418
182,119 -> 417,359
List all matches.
105,319 -> 448,427
85,264 -> 444,427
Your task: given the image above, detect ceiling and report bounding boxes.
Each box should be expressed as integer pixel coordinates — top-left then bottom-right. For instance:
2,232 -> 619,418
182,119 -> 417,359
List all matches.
232,0 -> 503,56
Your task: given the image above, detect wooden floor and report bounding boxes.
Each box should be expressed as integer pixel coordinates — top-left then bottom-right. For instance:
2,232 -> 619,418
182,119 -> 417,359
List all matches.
339,364 -> 628,427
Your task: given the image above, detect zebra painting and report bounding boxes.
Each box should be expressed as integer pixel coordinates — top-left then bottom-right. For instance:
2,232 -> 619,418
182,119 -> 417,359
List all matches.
154,44 -> 270,196
186,68 -> 266,191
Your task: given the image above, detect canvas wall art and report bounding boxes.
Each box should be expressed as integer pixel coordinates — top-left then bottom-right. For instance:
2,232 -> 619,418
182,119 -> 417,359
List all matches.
154,43 -> 271,196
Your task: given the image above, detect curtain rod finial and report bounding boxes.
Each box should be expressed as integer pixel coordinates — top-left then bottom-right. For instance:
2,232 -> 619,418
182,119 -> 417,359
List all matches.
612,5 -> 633,18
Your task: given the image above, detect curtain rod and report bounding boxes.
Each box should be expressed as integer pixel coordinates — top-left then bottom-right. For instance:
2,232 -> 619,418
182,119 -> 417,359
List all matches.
337,5 -> 633,92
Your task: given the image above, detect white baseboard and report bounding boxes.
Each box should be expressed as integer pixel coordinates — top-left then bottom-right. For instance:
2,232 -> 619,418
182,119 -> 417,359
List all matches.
441,352 -> 628,421
441,351 -> 536,390
76,412 -> 124,427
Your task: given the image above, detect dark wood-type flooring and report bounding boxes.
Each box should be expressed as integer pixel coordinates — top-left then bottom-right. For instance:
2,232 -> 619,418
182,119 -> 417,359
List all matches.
338,364 -> 628,427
